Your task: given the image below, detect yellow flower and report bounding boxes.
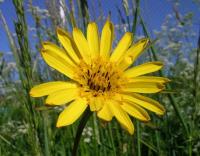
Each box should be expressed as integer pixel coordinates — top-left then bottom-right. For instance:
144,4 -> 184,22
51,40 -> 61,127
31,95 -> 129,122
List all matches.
30,20 -> 169,135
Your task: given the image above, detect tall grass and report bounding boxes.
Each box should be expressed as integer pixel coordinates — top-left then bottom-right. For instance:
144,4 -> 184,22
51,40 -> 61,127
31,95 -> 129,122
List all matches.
0,0 -> 200,155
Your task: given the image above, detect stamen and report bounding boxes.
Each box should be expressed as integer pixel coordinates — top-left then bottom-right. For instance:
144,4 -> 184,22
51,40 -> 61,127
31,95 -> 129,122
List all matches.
76,57 -> 124,97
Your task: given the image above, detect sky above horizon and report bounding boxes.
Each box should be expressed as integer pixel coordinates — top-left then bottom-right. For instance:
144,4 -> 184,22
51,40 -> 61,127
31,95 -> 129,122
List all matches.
0,0 -> 199,55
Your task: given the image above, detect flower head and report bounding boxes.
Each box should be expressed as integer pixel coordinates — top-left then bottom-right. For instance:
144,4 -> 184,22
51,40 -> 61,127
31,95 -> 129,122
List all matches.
30,20 -> 169,134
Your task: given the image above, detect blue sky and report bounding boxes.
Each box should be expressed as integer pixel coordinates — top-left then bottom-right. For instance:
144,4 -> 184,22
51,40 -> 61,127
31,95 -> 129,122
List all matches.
0,0 -> 199,54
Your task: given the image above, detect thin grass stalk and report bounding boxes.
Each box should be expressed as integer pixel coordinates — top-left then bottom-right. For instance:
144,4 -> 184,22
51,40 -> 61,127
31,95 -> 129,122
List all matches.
43,112 -> 50,156
69,0 -> 77,28
188,27 -> 200,156
29,3 -> 51,154
92,114 -> 100,155
12,0 -> 42,155
77,0 -> 89,32
0,134 -> 24,155
132,0 -> 140,35
0,11 -> 19,68
193,27 -> 200,120
122,0 -> 131,31
113,122 -> 122,155
132,1 -> 141,155
136,121 -> 141,156
1,1 -> 41,155
0,11 -> 38,155
108,124 -> 117,156
99,126 -> 107,156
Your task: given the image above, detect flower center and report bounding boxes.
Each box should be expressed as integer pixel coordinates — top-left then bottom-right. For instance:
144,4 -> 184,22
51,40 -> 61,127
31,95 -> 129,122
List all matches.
76,57 -> 124,96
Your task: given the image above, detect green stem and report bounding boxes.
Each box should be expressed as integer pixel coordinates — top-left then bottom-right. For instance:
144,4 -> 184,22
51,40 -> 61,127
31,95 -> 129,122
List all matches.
72,107 -> 92,156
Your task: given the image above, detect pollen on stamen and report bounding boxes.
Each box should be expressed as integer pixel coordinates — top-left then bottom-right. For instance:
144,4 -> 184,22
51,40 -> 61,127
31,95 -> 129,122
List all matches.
75,57 -> 125,98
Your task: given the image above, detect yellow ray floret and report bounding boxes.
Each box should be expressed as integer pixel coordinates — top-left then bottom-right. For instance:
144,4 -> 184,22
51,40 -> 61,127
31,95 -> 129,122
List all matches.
110,32 -> 132,62
120,93 -> 165,115
45,88 -> 79,105
30,81 -> 77,97
124,61 -> 163,78
97,101 -> 113,121
108,100 -> 134,135
56,98 -> 88,127
100,20 -> 114,59
57,27 -> 80,64
118,38 -> 149,70
121,102 -> 150,121
87,22 -> 100,58
41,49 -> 75,79
73,28 -> 91,63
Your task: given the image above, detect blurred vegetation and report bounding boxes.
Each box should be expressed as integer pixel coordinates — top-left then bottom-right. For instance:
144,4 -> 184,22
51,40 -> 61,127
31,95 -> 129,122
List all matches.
0,0 -> 200,155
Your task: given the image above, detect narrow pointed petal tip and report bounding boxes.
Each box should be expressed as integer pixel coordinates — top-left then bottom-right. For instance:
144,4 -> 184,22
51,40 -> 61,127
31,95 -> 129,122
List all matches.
87,22 -> 100,58
73,27 -> 91,63
40,48 -> 75,79
156,106 -> 166,116
56,98 -> 88,127
121,102 -> 151,122
56,27 -> 64,34
110,32 -> 133,62
124,61 -> 164,78
100,20 -> 114,59
120,93 -> 166,116
29,89 -> 34,97
56,27 -> 81,64
108,100 -> 134,134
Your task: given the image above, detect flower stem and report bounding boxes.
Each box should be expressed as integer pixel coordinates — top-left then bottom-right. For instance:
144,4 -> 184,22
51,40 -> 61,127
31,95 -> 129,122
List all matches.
72,107 -> 92,156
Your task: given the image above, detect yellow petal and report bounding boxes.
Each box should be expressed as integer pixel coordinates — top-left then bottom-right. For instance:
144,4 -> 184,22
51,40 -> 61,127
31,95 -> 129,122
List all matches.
73,28 -> 91,63
97,102 -> 113,121
108,100 -> 134,134
30,81 -> 77,97
57,27 -> 80,64
41,49 -> 75,79
100,20 -> 114,59
117,56 -> 133,70
56,98 -> 88,127
110,32 -> 132,62
121,93 -> 165,115
118,38 -> 149,70
128,76 -> 170,83
124,62 -> 163,78
89,97 -> 103,111
123,82 -> 165,93
46,88 -> 78,105
121,102 -> 150,121
42,42 -> 76,67
87,22 -> 99,58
